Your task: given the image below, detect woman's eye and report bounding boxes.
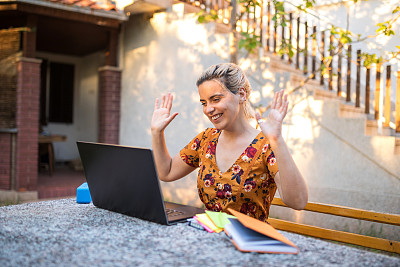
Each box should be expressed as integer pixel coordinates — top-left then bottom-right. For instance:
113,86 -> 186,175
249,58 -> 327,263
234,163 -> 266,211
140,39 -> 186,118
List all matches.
201,102 -> 206,106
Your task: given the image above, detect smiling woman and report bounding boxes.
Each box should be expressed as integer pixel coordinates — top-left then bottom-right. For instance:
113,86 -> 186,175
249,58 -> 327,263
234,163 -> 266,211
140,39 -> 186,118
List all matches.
150,63 -> 308,222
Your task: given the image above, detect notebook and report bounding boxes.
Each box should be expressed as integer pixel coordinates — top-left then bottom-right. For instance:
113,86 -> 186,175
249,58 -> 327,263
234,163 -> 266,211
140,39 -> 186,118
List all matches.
224,208 -> 299,254
76,141 -> 204,225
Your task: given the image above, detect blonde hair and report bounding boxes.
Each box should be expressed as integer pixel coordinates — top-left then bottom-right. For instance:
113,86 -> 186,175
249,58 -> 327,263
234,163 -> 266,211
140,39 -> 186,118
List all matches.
196,63 -> 255,119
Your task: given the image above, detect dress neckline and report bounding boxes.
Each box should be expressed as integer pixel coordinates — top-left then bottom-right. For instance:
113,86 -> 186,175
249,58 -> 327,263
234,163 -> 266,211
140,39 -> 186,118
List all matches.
212,129 -> 262,174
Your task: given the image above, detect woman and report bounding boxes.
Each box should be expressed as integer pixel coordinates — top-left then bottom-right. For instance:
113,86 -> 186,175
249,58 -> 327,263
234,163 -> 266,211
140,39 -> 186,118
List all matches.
151,63 -> 308,221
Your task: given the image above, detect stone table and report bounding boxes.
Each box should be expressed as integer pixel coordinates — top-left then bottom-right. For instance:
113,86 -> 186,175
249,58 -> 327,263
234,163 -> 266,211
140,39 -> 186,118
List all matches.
1,198 -> 399,266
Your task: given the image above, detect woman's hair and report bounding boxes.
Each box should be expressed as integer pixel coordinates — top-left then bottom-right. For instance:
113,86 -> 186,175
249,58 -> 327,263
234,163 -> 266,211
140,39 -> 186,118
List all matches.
196,63 -> 255,119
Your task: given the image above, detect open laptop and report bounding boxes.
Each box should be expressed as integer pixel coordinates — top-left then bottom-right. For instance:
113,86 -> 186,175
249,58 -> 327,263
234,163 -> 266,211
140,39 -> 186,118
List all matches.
76,141 -> 204,225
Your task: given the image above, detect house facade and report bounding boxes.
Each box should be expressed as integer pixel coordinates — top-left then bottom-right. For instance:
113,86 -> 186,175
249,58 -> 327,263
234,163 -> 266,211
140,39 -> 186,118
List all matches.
0,0 -> 126,200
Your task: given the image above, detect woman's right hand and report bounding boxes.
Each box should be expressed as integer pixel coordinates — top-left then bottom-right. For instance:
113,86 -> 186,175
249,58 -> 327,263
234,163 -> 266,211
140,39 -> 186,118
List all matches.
151,93 -> 179,134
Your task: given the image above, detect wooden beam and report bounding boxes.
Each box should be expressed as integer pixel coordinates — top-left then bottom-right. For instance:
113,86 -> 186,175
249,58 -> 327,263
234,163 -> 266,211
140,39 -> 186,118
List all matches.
312,26 -> 316,79
303,21 -> 308,75
320,30 -> 325,85
296,16 -> 300,69
365,67 -> 370,114
375,63 -> 381,120
328,31 -> 333,90
268,218 -> 400,254
346,45 -> 351,102
396,71 -> 400,132
288,12 -> 292,65
271,198 -> 400,226
22,15 -> 37,58
273,6 -> 277,54
355,50 -> 361,107
0,3 -> 17,11
105,29 -> 118,67
384,65 -> 391,127
266,1 -> 270,52
337,41 -> 342,95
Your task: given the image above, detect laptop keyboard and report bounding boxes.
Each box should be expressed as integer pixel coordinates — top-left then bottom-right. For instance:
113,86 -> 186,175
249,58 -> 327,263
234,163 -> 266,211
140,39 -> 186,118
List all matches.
165,208 -> 185,217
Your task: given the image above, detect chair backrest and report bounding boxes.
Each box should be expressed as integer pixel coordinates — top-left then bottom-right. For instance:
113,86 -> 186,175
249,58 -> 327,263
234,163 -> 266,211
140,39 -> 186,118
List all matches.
269,198 -> 400,254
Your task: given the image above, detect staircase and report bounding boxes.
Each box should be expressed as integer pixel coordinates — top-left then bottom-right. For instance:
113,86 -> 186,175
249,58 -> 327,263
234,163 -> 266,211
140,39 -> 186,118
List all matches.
238,52 -> 400,241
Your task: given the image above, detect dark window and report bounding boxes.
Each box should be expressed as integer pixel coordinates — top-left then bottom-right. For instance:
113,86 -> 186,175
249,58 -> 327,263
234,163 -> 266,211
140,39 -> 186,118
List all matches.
40,61 -> 74,124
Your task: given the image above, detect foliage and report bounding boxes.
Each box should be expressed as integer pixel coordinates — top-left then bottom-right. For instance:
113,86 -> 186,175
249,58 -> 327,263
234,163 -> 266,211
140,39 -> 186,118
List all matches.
195,0 -> 399,70
239,0 -> 260,14
197,9 -> 219,24
239,32 -> 261,54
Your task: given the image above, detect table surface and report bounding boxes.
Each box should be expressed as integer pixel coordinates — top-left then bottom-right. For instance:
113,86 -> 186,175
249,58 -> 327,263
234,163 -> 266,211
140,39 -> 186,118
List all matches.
38,134 -> 67,143
1,199 -> 399,267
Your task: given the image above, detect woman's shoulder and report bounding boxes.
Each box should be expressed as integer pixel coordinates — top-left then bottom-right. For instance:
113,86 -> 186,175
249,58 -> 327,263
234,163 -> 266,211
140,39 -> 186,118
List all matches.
204,128 -> 220,136
252,131 -> 272,153
189,128 -> 219,143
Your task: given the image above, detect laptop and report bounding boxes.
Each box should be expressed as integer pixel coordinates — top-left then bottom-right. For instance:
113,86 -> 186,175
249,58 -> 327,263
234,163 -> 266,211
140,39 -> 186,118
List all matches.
76,141 -> 204,225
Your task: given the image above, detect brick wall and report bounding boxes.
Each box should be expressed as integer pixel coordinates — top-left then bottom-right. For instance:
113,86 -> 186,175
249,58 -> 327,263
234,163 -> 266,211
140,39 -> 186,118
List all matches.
0,133 -> 12,190
15,57 -> 41,191
0,30 -> 19,129
98,66 -> 121,144
0,30 -> 20,190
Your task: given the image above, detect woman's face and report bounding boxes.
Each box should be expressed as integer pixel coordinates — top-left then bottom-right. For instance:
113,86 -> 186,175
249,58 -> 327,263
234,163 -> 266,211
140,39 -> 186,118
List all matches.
198,80 -> 242,130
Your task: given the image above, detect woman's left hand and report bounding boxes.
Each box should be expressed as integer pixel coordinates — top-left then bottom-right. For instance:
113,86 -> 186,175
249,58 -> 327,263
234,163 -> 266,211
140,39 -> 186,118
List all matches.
255,89 -> 288,141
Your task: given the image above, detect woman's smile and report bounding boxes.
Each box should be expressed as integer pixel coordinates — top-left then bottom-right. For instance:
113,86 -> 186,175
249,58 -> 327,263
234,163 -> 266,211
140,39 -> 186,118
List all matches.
211,114 -> 222,121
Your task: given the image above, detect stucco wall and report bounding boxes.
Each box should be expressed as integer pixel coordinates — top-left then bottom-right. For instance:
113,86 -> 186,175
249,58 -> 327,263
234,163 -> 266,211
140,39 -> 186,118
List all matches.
119,5 -> 230,206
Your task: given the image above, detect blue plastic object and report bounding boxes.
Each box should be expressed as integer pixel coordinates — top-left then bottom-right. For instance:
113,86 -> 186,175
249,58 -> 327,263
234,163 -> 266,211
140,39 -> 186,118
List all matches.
76,182 -> 92,204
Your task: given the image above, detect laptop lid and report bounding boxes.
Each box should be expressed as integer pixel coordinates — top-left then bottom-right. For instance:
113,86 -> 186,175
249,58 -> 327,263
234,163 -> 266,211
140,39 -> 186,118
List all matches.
76,141 -> 203,225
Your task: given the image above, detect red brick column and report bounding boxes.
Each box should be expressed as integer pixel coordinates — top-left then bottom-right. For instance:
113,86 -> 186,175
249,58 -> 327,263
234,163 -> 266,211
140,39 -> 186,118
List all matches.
98,66 -> 121,144
0,133 -> 12,190
15,57 -> 41,191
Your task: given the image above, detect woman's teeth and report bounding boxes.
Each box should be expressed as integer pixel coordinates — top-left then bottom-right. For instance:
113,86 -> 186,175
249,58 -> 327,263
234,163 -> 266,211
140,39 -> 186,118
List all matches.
212,114 -> 222,120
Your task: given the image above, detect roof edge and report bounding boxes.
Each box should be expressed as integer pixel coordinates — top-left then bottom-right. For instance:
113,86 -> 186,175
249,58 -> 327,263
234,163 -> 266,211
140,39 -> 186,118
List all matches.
1,0 -> 128,21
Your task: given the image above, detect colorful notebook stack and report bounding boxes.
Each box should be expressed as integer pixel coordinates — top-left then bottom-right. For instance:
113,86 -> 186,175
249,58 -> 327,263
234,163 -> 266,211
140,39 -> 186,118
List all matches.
191,210 -> 236,233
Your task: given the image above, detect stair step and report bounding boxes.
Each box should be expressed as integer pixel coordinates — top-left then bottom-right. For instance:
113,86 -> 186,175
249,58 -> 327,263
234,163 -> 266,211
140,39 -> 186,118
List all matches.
313,88 -> 341,100
365,120 -> 394,136
339,103 -> 365,118
395,138 -> 400,155
270,56 -> 303,74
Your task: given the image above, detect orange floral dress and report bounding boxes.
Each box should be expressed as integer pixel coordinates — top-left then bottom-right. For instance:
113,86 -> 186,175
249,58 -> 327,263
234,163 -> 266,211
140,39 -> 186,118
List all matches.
180,128 -> 279,221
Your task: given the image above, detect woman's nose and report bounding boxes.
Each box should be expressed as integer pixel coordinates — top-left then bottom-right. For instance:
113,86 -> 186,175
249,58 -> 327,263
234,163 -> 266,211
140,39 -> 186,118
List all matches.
205,104 -> 215,114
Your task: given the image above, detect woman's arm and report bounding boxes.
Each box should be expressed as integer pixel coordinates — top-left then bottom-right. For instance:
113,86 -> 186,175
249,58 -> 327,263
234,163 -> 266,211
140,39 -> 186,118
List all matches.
151,93 -> 196,182
256,90 -> 308,210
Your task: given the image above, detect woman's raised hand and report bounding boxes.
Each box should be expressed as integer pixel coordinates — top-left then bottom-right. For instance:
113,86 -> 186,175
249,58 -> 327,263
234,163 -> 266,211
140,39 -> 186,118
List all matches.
255,89 -> 288,141
151,93 -> 179,134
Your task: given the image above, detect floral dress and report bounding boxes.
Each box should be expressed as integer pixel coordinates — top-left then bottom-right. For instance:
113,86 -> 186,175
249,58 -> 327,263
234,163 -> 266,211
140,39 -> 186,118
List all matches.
180,128 -> 279,222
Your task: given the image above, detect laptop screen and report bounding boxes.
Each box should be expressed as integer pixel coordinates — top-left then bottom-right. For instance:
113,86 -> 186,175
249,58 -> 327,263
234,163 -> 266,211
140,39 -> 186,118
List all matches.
77,142 -> 169,224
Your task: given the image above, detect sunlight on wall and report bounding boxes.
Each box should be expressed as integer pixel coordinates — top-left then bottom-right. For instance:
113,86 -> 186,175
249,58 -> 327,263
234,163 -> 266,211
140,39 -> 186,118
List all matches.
176,19 -> 208,46
153,12 -> 168,32
261,84 -> 274,98
263,69 -> 273,79
177,47 -> 201,65
210,34 -> 229,59
249,90 -> 261,103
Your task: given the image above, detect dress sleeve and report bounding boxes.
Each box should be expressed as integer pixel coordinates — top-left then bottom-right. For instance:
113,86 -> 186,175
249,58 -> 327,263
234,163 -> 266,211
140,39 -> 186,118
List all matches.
264,142 -> 279,179
179,129 -> 208,168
